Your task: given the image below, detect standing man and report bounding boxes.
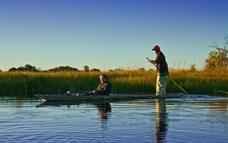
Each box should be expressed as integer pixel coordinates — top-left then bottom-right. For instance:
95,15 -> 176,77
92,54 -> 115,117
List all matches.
148,45 -> 169,96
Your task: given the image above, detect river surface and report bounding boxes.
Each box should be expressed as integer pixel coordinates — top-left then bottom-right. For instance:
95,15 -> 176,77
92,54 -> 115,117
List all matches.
0,95 -> 228,143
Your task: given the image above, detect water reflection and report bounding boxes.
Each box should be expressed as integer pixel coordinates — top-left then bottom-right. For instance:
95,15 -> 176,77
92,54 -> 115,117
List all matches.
95,103 -> 112,121
155,99 -> 168,143
0,98 -> 35,108
208,102 -> 228,114
37,101 -> 112,128
94,103 -> 112,129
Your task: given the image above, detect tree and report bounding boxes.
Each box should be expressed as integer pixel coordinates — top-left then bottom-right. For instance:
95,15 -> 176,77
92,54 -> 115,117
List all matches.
189,64 -> 197,72
205,37 -> 228,70
90,68 -> 101,72
8,67 -> 17,72
138,67 -> 145,71
8,64 -> 39,72
83,65 -> 90,72
48,66 -> 79,72
24,64 -> 38,72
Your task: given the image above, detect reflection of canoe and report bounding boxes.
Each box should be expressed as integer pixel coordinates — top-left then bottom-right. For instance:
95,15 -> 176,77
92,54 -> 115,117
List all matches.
36,100 -> 112,107
35,93 -> 184,102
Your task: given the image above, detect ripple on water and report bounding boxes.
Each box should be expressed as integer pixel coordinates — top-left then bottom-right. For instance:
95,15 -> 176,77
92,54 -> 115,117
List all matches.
0,97 -> 227,143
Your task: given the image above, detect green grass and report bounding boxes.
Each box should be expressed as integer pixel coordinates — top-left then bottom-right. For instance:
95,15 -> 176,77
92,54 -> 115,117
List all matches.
0,69 -> 227,97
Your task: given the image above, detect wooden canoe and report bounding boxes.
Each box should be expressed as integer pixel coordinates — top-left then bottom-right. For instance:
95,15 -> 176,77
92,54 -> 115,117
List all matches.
35,93 -> 184,103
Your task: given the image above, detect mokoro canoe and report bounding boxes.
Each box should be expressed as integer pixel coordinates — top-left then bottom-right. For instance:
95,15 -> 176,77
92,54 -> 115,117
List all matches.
35,93 -> 184,102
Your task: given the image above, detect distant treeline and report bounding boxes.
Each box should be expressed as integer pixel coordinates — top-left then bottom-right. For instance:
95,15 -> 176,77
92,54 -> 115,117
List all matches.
6,65 -> 101,72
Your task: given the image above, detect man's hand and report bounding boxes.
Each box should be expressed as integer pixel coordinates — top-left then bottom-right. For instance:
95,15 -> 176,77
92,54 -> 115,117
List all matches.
150,60 -> 155,64
146,57 -> 155,65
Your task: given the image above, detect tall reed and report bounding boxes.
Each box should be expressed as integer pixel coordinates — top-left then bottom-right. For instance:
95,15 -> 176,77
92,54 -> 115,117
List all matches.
0,69 -> 227,97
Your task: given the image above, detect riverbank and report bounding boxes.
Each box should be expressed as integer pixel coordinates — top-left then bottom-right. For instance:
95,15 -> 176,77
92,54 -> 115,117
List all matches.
0,69 -> 227,97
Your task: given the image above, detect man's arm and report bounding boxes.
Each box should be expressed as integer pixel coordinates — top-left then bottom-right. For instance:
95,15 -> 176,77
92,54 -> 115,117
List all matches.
154,54 -> 160,64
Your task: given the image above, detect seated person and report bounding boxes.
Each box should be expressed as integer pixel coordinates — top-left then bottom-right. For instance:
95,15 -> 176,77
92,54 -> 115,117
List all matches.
87,74 -> 112,96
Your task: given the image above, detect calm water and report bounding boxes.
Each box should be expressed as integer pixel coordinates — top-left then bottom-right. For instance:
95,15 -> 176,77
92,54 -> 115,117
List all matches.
0,96 -> 228,143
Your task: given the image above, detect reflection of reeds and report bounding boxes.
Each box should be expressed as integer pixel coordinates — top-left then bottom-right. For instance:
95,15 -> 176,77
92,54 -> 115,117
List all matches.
0,69 -> 227,96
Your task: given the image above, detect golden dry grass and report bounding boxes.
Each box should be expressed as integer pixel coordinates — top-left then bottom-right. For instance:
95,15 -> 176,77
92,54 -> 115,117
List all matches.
0,69 -> 227,96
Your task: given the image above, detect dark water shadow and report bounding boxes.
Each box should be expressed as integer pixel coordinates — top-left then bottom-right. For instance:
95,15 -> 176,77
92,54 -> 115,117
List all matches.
36,100 -> 112,128
155,99 -> 168,143
94,102 -> 112,129
95,102 -> 112,121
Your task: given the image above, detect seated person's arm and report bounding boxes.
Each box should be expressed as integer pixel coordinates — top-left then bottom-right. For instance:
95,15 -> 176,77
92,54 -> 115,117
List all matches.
87,84 -> 101,95
87,82 -> 112,95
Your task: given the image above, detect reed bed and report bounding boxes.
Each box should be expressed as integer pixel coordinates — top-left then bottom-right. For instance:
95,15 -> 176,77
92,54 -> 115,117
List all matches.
0,69 -> 227,97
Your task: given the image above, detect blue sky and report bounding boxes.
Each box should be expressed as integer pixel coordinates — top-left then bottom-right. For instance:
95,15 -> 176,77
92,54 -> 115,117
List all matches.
0,0 -> 227,71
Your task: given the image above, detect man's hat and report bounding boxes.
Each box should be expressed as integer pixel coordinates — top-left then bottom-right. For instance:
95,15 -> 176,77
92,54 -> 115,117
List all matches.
152,45 -> 160,51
